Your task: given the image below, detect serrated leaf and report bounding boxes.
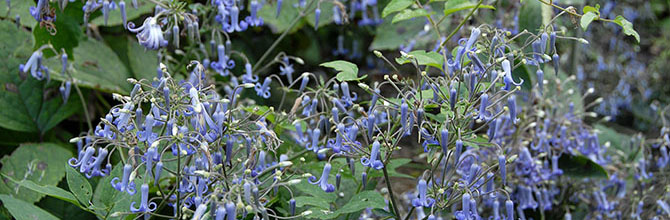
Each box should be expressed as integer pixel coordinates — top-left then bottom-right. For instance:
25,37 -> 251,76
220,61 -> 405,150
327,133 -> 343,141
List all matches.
395,50 -> 444,70
392,8 -> 430,24
66,165 -> 93,206
580,11 -> 598,31
2,174 -> 79,207
0,194 -> 59,220
614,15 -> 640,43
0,20 -> 81,133
320,60 -> 365,82
92,1 -> 155,26
382,0 -> 413,18
0,143 -> 72,203
443,0 -> 495,16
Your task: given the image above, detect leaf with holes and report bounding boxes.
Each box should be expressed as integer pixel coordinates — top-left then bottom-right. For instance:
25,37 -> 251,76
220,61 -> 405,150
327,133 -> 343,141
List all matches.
0,143 -> 72,203
0,194 -> 59,220
66,165 -> 93,206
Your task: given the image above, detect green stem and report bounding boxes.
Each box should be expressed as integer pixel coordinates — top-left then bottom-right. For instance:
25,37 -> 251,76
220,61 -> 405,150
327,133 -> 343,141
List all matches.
382,164 -> 401,218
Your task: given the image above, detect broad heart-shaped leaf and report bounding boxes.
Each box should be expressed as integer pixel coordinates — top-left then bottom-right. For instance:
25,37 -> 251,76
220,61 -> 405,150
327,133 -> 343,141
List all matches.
613,15 -> 640,43
66,165 -> 93,206
395,50 -> 444,70
92,162 -> 141,220
382,0 -> 413,18
580,11 -> 598,31
320,60 -> 365,82
334,191 -> 386,214
294,195 -> 330,209
0,20 -> 81,133
0,194 -> 59,220
46,38 -> 134,94
392,8 -> 431,24
443,0 -> 495,16
258,0 -> 306,33
32,3 -> 84,58
0,143 -> 72,203
1,174 -> 80,207
558,154 -> 608,179
92,1 -> 155,26
370,14 -> 424,50
0,0 -> 37,27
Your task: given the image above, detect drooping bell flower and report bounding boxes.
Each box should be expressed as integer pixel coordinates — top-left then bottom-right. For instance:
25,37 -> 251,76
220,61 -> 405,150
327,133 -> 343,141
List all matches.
255,77 -> 272,99
289,198 -> 296,215
536,69 -> 544,95
400,99 -> 408,135
499,155 -> 507,185
501,59 -> 523,91
508,95 -> 517,124
308,163 -> 335,192
154,162 -> 163,185
551,155 -> 563,175
464,27 -> 481,52
368,88 -> 380,114
20,50 -> 49,81
440,129 -> 449,156
340,82 -> 357,107
128,17 -> 168,50
411,179 -> 435,208
192,204 -> 207,220
306,128 -> 321,152
450,87 -> 457,110
246,0 -> 264,27
85,148 -> 109,178
477,93 -> 489,120
60,81 -> 72,103
69,147 -> 95,173
130,184 -> 157,213
120,0 -> 127,28
361,141 -> 383,170
276,0 -> 283,18
298,74 -> 309,93
332,6 -> 342,25
225,5 -> 248,33
553,54 -> 560,74
454,140 -> 463,165
226,202 -> 236,220
280,57 -> 295,82
314,8 -> 321,30
111,164 -> 136,195
367,114 -> 376,139
506,200 -> 514,220
242,63 -> 258,83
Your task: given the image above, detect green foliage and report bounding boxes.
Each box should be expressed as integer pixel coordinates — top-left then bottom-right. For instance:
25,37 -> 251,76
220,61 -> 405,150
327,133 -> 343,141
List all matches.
91,1 -> 155,26
66,165 -> 93,206
92,163 -> 140,220
613,15 -> 640,42
320,60 -> 366,82
580,12 -> 598,31
0,0 -> 36,27
0,143 -> 72,203
2,175 -> 80,207
443,0 -> 495,16
370,17 -> 424,50
0,194 -> 59,220
32,5 -> 84,58
391,8 -> 431,24
381,0 -> 413,18
558,154 -> 608,179
395,50 -> 444,70
0,20 -> 80,133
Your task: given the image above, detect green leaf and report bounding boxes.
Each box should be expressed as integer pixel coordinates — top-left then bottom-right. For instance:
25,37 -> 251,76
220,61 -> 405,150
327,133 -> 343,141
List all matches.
32,5 -> 84,58
127,36 -> 159,81
92,163 -> 141,220
66,165 -> 93,206
382,0 -> 413,18
0,20 -> 80,133
370,16 -> 424,50
613,15 -> 640,43
517,0 -> 542,41
92,1 -> 155,26
258,0 -> 305,33
392,9 -> 431,24
46,38 -> 134,94
1,174 -> 79,207
294,196 -> 330,209
0,143 -> 72,203
395,50 -> 444,70
558,154 -> 608,179
443,0 -> 495,16
580,11 -> 598,31
0,194 -> 59,220
305,1 -> 334,29
335,191 -> 386,214
0,0 -> 37,27
295,180 -> 337,202
582,5 -> 599,15
320,60 -> 364,82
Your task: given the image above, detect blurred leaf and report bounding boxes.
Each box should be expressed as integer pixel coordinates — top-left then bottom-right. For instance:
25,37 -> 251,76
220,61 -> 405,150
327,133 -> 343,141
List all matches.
320,60 -> 365,82
37,195 -> 96,219
335,191 -> 386,214
370,15 -> 424,50
382,0 -> 413,18
395,50 -> 444,70
32,5 -> 84,58
1,174 -> 79,207
512,62 -> 531,91
0,0 -> 37,27
518,0 -> 542,42
582,5 -> 599,15
66,165 -> 93,207
295,180 -> 337,202
258,0 -> 305,33
613,15 -> 640,42
305,1 -> 334,29
0,143 -> 72,203
91,1 -> 155,26
0,194 -> 58,220
558,154 -> 608,179
392,8 -> 430,24
294,195 -> 330,209
443,0 -> 495,16
580,11 -> 598,31
47,38 -> 133,94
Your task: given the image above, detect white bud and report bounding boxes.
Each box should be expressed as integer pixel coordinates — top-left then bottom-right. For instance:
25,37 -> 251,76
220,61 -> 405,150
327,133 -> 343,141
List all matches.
578,38 -> 589,44
69,137 -> 82,143
288,179 -> 302,185
301,211 -> 313,216
242,83 -> 255,88
586,87 -> 595,94
279,161 -> 293,167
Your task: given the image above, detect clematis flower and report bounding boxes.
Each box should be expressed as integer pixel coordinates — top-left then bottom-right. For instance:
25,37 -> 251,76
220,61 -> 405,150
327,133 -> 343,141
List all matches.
128,17 -> 168,50
255,77 -> 272,99
111,164 -> 136,195
501,59 -> 523,91
131,184 -> 157,213
412,179 -> 435,207
279,57 -> 295,82
224,5 -> 247,33
308,163 -> 335,192
20,51 -> 49,81
361,141 -> 383,170
245,0 -> 264,27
